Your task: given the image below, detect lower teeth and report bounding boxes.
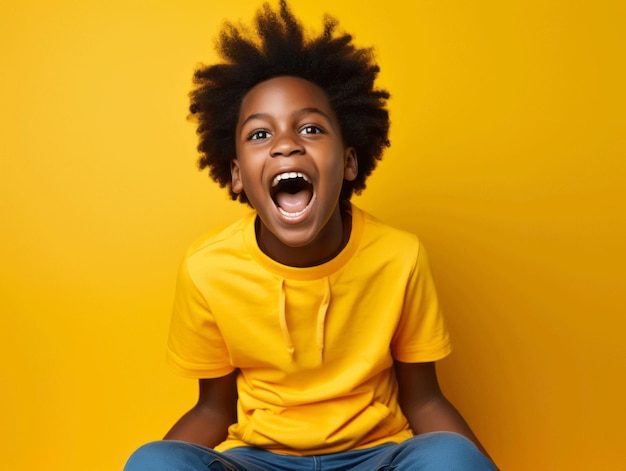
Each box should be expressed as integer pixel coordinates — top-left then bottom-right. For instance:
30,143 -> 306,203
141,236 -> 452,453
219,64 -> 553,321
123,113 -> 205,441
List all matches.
278,206 -> 307,217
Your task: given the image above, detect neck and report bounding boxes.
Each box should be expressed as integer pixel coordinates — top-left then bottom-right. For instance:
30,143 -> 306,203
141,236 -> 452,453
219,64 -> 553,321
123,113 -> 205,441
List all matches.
257,204 -> 352,268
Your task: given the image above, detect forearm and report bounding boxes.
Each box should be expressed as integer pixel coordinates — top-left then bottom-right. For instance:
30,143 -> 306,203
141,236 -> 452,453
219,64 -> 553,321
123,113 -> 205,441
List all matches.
164,403 -> 234,448
394,361 -> 496,466
405,394 -> 489,457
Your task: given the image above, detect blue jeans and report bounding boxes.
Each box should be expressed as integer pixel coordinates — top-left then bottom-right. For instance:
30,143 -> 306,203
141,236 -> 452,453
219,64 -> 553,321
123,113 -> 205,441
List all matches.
124,432 -> 497,470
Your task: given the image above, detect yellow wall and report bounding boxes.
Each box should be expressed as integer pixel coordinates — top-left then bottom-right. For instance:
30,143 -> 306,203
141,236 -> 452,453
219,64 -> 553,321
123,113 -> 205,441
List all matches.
1,1 -> 624,469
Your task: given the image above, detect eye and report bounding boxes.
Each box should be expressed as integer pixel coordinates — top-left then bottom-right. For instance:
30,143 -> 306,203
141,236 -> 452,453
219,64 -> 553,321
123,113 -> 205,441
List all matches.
248,129 -> 271,141
300,125 -> 323,135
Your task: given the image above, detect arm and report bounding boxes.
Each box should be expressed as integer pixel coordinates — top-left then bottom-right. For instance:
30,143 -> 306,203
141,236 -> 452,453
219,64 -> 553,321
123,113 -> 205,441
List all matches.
164,370 -> 238,448
394,360 -> 495,463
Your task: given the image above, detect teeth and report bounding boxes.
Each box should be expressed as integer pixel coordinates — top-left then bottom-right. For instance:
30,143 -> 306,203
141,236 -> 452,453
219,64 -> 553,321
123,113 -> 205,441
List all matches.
271,172 -> 309,188
278,206 -> 308,218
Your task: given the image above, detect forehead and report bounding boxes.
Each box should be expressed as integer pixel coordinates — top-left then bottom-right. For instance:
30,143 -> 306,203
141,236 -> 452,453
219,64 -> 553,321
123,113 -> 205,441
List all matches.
238,76 -> 335,121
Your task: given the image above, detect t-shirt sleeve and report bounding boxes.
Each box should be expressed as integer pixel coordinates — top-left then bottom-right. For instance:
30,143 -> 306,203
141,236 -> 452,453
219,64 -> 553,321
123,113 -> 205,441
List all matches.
391,240 -> 452,363
166,255 -> 235,378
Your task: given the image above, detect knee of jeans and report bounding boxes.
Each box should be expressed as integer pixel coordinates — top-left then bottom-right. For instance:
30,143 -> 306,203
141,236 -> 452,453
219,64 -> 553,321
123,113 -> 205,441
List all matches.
123,441 -> 181,471
415,432 -> 489,464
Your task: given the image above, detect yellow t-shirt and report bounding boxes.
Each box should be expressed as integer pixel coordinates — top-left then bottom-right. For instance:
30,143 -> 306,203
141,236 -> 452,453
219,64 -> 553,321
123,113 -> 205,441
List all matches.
167,205 -> 452,455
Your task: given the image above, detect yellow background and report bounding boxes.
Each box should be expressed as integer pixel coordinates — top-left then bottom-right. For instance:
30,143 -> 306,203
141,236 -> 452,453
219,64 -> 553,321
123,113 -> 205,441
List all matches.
1,0 -> 624,469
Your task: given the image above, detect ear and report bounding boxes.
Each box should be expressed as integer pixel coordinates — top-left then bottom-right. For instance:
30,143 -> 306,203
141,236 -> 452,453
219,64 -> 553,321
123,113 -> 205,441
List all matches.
230,159 -> 244,194
343,147 -> 358,182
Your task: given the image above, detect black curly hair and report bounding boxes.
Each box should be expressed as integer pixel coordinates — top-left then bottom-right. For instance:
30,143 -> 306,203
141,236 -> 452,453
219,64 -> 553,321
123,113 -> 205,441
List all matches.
189,0 -> 390,203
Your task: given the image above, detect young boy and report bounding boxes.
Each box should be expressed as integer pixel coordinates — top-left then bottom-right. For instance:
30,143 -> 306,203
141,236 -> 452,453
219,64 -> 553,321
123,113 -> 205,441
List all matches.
125,1 -> 497,469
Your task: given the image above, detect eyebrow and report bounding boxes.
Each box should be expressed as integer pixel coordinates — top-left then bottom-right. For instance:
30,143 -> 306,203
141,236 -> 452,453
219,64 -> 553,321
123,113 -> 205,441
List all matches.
239,107 -> 332,128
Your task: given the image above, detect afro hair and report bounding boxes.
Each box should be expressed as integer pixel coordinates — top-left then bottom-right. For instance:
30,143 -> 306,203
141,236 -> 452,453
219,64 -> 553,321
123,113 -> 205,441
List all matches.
189,0 -> 390,203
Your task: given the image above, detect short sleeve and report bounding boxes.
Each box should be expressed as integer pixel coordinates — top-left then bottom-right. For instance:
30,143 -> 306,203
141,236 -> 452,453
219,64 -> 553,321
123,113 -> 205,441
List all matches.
391,241 -> 452,362
166,256 -> 235,378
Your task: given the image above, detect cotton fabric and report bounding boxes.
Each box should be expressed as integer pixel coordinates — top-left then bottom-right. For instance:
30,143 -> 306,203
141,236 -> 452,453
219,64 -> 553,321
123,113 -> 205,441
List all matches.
167,205 -> 452,455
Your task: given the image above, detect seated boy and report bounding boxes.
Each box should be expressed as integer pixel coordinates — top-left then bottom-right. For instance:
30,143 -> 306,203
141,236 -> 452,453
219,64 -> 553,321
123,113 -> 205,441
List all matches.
125,1 -> 498,469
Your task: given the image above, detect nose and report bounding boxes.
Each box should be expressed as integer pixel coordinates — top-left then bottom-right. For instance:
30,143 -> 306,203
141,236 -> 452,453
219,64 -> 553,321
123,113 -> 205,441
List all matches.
270,131 -> 305,158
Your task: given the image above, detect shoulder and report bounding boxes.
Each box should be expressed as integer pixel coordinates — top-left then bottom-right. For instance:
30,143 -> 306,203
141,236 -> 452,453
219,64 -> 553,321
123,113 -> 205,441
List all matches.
183,211 -> 256,272
354,205 -> 422,260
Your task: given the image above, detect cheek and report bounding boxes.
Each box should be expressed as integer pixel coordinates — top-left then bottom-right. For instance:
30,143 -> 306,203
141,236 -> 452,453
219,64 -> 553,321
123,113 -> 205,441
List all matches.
234,160 -> 265,196
321,162 -> 348,197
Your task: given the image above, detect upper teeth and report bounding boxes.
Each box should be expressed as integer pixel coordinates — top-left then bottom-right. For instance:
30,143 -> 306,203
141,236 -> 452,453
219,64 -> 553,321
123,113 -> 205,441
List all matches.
271,172 -> 309,187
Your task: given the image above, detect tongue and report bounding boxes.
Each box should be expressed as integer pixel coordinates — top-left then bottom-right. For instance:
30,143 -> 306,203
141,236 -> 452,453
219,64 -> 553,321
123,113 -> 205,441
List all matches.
275,188 -> 312,214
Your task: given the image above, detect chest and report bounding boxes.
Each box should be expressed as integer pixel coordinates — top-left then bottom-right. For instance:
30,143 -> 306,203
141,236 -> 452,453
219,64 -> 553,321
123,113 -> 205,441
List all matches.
207,271 -> 408,372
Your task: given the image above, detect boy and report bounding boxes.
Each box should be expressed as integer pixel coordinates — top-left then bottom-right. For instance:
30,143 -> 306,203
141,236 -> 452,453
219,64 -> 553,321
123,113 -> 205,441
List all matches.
125,1 -> 497,469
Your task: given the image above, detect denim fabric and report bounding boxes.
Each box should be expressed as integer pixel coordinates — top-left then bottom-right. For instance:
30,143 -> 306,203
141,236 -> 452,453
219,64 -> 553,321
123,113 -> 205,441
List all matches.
124,432 -> 497,471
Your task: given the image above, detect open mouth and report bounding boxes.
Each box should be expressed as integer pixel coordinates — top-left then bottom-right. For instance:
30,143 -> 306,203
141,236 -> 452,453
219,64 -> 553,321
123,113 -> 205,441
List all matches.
271,171 -> 314,217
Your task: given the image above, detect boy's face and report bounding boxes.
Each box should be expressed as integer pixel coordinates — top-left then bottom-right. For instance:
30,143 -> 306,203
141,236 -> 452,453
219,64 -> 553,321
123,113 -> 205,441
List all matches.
231,76 -> 357,266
